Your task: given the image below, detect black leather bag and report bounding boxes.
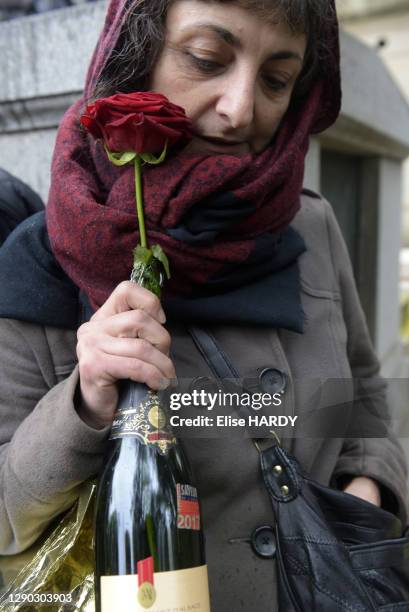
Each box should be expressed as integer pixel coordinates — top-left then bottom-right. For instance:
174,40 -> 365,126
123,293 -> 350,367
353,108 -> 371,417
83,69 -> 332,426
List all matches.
188,326 -> 409,611
258,438 -> 409,611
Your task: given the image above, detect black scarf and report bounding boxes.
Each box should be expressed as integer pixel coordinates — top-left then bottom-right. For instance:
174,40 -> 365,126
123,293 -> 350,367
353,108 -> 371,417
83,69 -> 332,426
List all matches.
0,211 -> 306,331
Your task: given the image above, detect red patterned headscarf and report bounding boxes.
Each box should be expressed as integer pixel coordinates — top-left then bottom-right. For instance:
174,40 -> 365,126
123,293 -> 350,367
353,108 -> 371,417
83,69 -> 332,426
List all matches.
46,0 -> 341,309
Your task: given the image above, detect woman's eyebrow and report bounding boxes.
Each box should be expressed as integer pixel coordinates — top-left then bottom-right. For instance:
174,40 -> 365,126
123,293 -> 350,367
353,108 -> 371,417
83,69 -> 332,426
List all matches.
180,22 -> 303,62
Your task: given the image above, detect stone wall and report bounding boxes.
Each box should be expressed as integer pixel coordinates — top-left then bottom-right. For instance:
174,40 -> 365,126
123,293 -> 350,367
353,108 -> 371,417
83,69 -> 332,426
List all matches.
338,0 -> 409,20
0,1 -> 106,199
339,6 -> 409,246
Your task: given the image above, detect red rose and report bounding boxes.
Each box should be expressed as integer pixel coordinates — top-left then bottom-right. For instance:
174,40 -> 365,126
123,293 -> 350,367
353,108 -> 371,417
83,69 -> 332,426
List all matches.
80,92 -> 193,154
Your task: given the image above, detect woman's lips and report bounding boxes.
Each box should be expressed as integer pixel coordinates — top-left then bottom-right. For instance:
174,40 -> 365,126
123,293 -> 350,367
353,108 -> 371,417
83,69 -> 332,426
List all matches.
191,135 -> 249,154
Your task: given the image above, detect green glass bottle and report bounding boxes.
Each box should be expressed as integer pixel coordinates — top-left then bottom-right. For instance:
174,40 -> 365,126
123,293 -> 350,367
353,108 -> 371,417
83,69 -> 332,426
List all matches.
94,259 -> 210,612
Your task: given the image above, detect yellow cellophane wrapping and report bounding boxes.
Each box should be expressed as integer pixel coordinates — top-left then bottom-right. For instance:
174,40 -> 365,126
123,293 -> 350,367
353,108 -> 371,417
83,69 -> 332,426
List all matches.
0,481 -> 96,612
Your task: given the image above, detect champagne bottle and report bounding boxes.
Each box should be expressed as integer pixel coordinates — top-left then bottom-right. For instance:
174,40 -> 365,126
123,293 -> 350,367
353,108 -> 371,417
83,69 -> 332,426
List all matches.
94,258 -> 210,612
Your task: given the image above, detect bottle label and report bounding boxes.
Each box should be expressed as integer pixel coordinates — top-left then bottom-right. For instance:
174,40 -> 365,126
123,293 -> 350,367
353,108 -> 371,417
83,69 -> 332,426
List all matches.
100,564 -> 210,612
110,389 -> 176,454
177,484 -> 201,531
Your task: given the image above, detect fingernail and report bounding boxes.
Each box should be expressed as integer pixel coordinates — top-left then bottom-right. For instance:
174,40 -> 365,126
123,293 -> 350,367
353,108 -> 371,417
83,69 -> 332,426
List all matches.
159,377 -> 170,390
170,377 -> 179,388
159,309 -> 166,324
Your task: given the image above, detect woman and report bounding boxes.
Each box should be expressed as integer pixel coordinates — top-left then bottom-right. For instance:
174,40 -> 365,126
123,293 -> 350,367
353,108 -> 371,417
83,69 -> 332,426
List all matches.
0,0 -> 407,609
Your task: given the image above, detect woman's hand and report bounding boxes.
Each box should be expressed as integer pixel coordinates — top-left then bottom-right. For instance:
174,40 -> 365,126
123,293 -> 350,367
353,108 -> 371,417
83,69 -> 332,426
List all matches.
343,476 -> 381,507
76,281 -> 175,429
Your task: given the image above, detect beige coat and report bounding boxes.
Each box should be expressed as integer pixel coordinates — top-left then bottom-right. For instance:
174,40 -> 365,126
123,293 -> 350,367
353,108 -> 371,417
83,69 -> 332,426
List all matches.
0,193 -> 407,611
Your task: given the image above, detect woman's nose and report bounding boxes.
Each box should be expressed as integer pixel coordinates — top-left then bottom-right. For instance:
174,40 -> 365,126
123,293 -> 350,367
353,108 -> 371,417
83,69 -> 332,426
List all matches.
215,70 -> 255,130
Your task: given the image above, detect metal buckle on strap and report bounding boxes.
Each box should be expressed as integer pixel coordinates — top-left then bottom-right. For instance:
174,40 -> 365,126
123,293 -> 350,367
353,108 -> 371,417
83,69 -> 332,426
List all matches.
253,430 -> 281,454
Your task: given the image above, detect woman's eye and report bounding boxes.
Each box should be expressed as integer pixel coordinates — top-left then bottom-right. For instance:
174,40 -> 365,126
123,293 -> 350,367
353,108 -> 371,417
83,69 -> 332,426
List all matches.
188,54 -> 224,73
264,77 -> 288,92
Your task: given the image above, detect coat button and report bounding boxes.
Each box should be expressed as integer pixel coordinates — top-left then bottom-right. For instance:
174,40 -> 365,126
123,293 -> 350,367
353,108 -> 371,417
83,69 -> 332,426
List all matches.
259,368 -> 287,394
250,526 -> 276,559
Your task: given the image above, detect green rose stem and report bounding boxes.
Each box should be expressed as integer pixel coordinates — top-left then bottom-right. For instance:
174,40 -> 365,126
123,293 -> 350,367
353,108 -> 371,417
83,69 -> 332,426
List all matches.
134,155 -> 147,249
104,143 -> 171,296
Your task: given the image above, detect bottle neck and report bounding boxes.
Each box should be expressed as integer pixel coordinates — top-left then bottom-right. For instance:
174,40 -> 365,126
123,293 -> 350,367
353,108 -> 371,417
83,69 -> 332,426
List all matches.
110,380 -> 177,455
109,255 -> 169,449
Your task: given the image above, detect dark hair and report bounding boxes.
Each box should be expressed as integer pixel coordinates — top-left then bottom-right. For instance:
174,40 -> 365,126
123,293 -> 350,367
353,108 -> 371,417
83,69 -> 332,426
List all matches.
91,0 -> 335,101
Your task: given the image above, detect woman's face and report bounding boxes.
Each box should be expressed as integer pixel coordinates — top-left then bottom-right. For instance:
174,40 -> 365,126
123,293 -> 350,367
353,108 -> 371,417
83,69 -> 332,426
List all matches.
149,0 -> 307,155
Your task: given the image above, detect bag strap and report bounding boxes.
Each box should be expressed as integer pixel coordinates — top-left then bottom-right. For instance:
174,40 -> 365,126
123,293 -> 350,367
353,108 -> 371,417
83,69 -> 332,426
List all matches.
188,326 -> 240,379
188,324 -> 280,447
187,325 -> 301,502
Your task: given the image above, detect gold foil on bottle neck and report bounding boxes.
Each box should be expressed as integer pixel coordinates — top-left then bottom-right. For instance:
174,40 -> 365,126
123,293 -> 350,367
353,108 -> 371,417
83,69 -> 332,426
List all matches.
111,390 -> 176,454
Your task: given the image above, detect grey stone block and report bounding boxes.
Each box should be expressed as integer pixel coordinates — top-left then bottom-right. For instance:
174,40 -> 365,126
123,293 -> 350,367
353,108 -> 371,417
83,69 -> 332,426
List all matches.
0,1 -> 106,101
